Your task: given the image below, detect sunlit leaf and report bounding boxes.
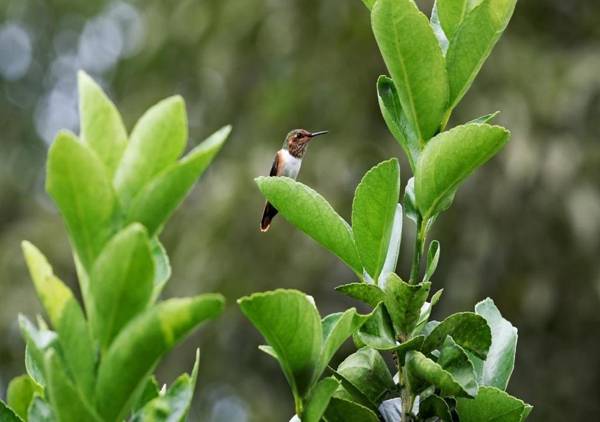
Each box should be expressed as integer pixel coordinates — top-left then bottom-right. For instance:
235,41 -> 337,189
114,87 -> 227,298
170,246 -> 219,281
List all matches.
372,0 -> 449,142
255,177 -> 362,275
78,70 -> 127,177
456,386 -> 532,422
352,159 -> 400,281
7,375 -> 42,420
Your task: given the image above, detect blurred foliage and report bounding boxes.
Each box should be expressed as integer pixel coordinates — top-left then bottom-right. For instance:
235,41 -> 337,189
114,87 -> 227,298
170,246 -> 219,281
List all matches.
0,0 -> 599,421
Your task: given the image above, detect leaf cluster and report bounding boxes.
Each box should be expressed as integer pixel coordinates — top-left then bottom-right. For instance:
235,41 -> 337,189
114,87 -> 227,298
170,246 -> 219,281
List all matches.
1,72 -> 231,421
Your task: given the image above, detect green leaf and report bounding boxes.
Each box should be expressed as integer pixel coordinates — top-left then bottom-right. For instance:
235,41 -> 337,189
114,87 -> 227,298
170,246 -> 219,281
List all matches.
435,0 -> 469,41
131,349 -> 201,422
320,309 -> 369,377
376,76 -> 419,170
238,290 -> 322,399
360,0 -> 376,10
78,70 -> 127,177
456,386 -> 532,422
334,283 -> 384,308
132,376 -> 160,413
151,238 -> 171,301
419,394 -> 452,421
423,240 -> 440,282
438,336 -> 478,397
21,242 -> 96,397
415,123 -> 510,220
413,289 -> 444,334
372,0 -> 449,142
394,335 -> 425,362
430,2 -> 450,55
381,204 -> 403,279
473,298 -> 518,390
336,347 -> 394,406
127,125 -> 231,236
45,350 -> 102,422
255,177 -> 362,275
46,131 -> 117,271
403,177 -> 418,224
27,396 -> 55,422
89,224 -> 155,352
19,315 -> 58,389
0,400 -> 23,422
324,397 -> 380,422
422,312 -> 491,359
356,304 -> 397,350
446,0 -> 517,110
352,159 -> 400,281
115,96 -> 188,207
96,294 -> 224,421
7,375 -> 41,420
468,111 -> 500,125
405,351 -> 472,397
383,273 -> 430,338
303,377 -> 340,422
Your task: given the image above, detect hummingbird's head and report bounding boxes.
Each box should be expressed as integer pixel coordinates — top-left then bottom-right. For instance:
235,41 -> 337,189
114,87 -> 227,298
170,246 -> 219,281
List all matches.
286,129 -> 328,158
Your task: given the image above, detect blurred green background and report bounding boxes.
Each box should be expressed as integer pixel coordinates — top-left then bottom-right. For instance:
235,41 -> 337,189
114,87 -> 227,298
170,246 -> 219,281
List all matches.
1,0 -> 599,420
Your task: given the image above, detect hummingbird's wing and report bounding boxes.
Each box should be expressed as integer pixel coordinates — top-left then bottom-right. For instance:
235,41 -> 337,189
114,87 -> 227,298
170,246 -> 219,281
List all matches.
261,151 -> 284,231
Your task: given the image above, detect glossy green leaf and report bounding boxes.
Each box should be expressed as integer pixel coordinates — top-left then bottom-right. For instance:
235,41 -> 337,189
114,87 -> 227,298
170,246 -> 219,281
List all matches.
372,0 -> 449,142
352,159 -> 400,281
335,283 -> 384,308
415,123 -> 510,220
132,376 -> 160,413
7,375 -> 41,420
45,350 -> 102,422
436,0 -> 469,41
430,1 -> 450,55
414,289 -> 444,334
27,396 -> 55,422
383,273 -> 431,338
405,351 -> 471,397
336,347 -> 394,406
423,240 -> 440,282
89,224 -> 154,352
403,177 -> 418,224
131,349 -> 200,422
361,0 -> 375,10
115,96 -> 188,207
456,386 -> 532,422
320,309 -> 369,377
468,111 -> 500,125
238,290 -> 322,399
96,294 -> 224,421
0,400 -> 22,422
255,177 -> 362,275
22,242 -> 95,397
19,315 -> 58,389
422,312 -> 491,359
438,336 -> 478,397
356,304 -> 397,350
324,397 -> 380,422
472,298 -> 518,390
377,76 -> 419,170
395,335 -> 425,362
303,377 -> 340,422
127,125 -> 231,236
78,70 -> 127,177
446,0 -> 517,110
46,131 -> 117,270
419,394 -> 452,421
150,238 -> 171,301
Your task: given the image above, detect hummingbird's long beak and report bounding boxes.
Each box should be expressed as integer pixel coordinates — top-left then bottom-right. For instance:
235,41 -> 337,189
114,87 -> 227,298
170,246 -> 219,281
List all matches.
309,130 -> 328,138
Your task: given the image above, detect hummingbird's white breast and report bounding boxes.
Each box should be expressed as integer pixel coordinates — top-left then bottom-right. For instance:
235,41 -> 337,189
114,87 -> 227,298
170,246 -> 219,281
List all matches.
280,149 -> 302,179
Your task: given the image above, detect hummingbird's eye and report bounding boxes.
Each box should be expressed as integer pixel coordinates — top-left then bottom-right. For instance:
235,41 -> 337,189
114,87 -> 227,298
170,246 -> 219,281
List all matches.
295,133 -> 302,139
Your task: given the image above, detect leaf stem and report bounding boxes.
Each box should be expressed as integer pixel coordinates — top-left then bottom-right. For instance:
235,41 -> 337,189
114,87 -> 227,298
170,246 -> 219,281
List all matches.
409,215 -> 426,284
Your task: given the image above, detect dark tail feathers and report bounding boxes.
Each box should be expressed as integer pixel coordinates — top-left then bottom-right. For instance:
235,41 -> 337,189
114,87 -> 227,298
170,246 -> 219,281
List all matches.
260,202 -> 279,232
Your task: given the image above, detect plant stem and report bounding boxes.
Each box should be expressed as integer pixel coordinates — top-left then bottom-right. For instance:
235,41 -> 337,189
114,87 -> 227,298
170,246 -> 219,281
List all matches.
409,215 -> 425,284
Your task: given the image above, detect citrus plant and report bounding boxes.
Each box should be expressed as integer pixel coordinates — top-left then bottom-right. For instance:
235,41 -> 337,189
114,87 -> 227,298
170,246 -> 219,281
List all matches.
240,0 -> 532,421
0,72 -> 231,421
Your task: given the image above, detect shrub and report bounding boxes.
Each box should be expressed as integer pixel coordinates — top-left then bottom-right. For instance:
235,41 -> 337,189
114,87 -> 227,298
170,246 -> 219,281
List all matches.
240,0 -> 532,421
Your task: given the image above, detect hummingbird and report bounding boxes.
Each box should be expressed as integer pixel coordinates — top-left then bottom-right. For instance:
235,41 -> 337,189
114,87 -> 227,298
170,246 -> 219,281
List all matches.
260,129 -> 328,232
